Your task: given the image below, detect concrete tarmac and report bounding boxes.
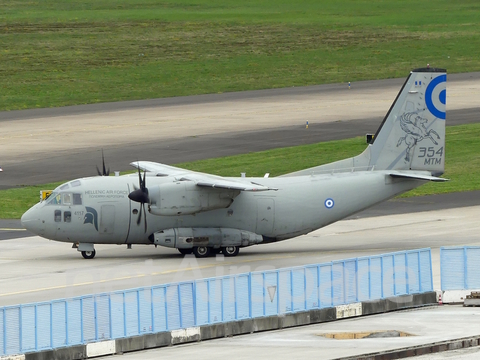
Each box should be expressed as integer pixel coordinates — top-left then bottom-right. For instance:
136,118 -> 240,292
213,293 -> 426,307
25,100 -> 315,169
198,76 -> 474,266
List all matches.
97,305 -> 480,360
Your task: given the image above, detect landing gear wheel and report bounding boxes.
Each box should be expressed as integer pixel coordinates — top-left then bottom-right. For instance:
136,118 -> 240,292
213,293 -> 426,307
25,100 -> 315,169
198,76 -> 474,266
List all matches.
178,248 -> 193,255
81,250 -> 96,259
193,246 -> 211,258
222,246 -> 239,257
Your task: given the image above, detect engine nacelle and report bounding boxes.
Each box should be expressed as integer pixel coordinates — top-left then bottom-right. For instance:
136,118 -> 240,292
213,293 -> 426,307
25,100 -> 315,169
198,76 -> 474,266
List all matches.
148,181 -> 237,216
152,228 -> 263,249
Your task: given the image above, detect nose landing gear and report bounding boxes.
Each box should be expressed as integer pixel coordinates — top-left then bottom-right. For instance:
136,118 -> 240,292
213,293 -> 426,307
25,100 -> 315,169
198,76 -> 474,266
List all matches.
81,250 -> 96,259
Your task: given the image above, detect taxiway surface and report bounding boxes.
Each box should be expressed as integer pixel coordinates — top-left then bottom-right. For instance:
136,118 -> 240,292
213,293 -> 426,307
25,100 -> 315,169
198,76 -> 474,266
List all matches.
1,205 -> 479,307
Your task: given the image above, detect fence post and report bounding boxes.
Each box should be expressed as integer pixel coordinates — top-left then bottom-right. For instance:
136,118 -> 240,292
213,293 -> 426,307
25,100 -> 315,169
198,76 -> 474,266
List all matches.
233,277 -> 238,320
429,249 -> 434,291
392,254 -> 396,296
263,273 -> 267,316
178,285 -> 183,328
108,295 -> 113,339
137,290 -> 141,335
80,299 -> 84,344
94,297 -> 98,341
380,257 -> 384,298
35,304 -> 38,350
3,307 -> 6,355
122,292 -> 127,337
405,252 -> 410,294
368,257 -> 372,300
19,306 -> 23,353
164,287 -> 169,331
50,303 -> 53,348
248,274 -> 252,319
207,280 -> 211,324
464,247 -> 468,290
65,301 -> 69,346
355,259 -> 358,302
418,251 -> 423,292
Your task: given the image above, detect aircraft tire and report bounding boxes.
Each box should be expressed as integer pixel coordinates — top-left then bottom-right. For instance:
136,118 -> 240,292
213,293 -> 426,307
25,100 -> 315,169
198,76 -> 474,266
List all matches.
193,246 -> 211,258
81,250 -> 96,259
178,248 -> 193,255
222,246 -> 239,257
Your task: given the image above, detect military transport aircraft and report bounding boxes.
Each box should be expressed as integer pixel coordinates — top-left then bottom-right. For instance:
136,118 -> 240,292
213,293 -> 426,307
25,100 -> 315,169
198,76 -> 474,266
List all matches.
21,67 -> 448,259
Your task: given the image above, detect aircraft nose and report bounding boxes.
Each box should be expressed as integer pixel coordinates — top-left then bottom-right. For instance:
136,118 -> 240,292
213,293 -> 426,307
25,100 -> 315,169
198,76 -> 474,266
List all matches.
21,205 -> 45,235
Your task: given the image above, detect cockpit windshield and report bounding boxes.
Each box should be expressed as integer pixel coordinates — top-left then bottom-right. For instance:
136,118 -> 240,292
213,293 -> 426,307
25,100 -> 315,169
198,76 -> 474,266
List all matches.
45,191 -> 82,205
46,192 -> 62,205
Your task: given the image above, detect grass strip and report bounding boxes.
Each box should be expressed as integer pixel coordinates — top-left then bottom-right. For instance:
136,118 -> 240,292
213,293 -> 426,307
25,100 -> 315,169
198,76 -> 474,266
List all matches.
1,0 -> 480,110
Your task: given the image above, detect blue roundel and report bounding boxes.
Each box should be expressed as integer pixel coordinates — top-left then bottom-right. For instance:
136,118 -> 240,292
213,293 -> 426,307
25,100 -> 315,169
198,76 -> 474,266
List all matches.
324,198 -> 334,209
425,74 -> 446,120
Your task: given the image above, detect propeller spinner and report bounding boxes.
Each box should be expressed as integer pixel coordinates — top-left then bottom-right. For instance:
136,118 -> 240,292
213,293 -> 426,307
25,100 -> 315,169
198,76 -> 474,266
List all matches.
128,167 -> 150,232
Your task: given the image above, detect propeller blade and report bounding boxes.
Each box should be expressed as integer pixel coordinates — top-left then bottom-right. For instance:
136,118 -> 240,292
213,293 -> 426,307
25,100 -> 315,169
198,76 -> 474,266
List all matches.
129,165 -> 149,233
137,204 -> 142,225
97,149 -> 110,176
142,203 -> 147,232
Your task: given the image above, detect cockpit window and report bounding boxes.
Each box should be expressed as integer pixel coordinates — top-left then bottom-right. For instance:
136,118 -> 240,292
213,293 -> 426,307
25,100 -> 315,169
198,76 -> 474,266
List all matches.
60,183 -> 70,190
46,192 -> 62,205
73,193 -> 82,205
70,180 -> 81,187
63,193 -> 72,205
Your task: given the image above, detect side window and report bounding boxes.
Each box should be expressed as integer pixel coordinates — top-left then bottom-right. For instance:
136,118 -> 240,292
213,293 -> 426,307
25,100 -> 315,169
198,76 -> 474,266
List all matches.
73,193 -> 82,205
64,211 -> 71,223
54,210 -> 61,222
63,193 -> 72,205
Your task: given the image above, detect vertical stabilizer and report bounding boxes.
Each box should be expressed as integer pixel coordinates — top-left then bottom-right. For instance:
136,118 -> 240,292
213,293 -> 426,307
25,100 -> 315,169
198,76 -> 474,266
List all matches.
284,67 -> 447,178
368,67 -> 446,175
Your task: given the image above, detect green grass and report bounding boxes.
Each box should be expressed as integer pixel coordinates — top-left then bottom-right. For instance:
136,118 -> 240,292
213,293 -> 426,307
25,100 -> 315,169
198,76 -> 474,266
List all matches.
2,123 -> 480,219
1,0 -> 480,110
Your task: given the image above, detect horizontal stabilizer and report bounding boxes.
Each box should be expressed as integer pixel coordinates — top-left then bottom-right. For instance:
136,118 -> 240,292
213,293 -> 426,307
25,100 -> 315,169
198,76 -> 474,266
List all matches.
388,171 -> 448,182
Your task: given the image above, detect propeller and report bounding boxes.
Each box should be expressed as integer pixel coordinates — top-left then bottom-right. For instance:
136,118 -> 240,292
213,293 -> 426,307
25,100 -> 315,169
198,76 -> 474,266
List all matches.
128,165 -> 150,232
96,149 -> 110,176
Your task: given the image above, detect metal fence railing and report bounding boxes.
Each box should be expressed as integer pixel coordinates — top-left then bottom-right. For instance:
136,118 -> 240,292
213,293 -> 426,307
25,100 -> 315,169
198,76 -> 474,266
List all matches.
441,246 -> 480,290
0,248 -> 433,356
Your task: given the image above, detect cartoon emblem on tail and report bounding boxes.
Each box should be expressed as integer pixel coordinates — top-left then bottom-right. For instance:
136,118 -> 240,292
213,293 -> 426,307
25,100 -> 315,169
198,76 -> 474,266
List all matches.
396,112 -> 441,162
84,207 -> 99,231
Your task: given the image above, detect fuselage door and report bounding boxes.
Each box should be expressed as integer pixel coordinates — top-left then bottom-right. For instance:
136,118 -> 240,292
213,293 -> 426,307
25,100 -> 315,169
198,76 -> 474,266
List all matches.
99,205 -> 115,234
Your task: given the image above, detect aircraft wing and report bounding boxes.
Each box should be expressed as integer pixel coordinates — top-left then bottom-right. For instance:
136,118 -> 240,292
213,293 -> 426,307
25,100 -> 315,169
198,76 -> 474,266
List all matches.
387,171 -> 448,182
130,161 -> 276,191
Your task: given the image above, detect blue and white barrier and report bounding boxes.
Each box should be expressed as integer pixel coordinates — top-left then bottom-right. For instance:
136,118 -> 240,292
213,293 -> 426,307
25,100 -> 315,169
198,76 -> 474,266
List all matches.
440,246 -> 480,303
0,248 -> 433,357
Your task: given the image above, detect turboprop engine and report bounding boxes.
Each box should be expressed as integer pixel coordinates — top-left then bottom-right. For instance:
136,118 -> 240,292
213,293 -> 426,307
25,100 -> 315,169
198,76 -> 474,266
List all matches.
147,181 -> 238,216
151,228 -> 264,249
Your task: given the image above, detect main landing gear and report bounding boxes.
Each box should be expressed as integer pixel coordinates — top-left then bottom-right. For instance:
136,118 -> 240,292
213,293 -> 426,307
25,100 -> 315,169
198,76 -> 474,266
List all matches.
76,243 -> 96,259
179,246 -> 240,258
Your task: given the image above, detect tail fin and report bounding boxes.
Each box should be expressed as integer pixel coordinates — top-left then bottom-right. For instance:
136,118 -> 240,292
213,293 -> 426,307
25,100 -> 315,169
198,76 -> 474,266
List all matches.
367,67 -> 446,175
285,67 -> 447,177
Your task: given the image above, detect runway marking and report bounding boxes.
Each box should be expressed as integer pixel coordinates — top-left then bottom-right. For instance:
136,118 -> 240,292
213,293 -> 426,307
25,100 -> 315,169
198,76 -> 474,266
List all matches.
0,228 -> 26,231
0,254 -> 295,298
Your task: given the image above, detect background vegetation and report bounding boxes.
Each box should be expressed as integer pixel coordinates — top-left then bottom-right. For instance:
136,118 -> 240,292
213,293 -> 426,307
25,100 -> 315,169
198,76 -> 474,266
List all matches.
1,0 -> 479,110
